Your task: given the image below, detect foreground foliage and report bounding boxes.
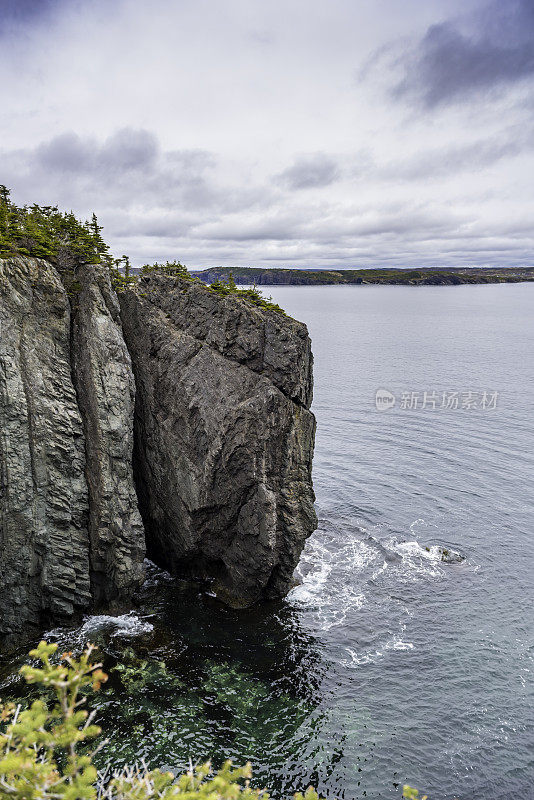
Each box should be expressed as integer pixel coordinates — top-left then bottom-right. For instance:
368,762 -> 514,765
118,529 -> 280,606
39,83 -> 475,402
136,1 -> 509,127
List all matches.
0,642 -> 425,799
0,642 -> 321,799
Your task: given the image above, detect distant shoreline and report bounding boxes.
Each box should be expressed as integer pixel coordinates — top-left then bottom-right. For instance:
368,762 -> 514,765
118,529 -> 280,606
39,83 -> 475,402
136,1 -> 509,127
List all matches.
189,266 -> 534,287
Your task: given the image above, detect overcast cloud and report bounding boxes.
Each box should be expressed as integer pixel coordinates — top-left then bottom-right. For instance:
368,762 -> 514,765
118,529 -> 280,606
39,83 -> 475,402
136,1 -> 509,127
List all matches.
0,0 -> 533,268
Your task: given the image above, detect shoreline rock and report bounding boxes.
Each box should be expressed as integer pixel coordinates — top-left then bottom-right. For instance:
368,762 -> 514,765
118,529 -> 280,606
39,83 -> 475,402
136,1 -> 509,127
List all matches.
120,274 -> 317,606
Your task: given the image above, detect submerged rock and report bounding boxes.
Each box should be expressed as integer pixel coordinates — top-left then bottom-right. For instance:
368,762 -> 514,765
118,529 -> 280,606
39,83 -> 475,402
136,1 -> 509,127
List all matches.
120,274 -> 317,606
423,545 -> 465,563
437,547 -> 464,564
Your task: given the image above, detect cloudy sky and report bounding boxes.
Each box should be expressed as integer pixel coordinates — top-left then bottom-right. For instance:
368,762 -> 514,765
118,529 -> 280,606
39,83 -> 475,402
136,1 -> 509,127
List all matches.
1,0 -> 533,268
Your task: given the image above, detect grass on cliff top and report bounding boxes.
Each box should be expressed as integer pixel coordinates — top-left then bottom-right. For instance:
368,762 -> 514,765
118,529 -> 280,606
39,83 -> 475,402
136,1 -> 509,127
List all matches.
0,185 -> 286,315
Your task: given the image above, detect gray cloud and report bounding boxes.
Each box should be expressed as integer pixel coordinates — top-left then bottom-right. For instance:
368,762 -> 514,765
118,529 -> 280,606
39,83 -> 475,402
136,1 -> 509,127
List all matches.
3,124 -> 533,269
0,127 -> 282,259
379,127 -> 534,181
394,0 -> 534,108
276,153 -> 340,190
0,0 -> 61,35
2,128 -> 222,216
35,129 -> 159,175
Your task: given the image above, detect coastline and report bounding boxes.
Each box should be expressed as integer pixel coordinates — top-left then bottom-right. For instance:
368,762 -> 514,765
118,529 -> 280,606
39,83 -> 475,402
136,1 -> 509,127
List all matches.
190,266 -> 534,287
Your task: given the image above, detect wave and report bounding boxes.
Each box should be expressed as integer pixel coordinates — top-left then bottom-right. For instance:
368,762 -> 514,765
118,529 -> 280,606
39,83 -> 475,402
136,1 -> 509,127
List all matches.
288,513 -> 469,670
343,634 -> 414,668
79,613 -> 154,638
45,612 -> 154,649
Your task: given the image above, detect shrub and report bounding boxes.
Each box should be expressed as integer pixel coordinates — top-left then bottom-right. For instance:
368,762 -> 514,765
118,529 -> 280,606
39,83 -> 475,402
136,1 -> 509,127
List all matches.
138,264 -> 287,316
208,276 -> 286,316
139,261 -> 190,279
402,788 -> 427,800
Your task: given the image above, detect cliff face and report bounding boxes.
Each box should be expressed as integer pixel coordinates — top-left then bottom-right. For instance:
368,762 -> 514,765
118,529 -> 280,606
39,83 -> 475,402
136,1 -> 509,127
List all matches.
119,274 -> 317,606
72,264 -> 145,605
0,259 -> 317,643
0,258 -> 144,646
0,257 -> 91,639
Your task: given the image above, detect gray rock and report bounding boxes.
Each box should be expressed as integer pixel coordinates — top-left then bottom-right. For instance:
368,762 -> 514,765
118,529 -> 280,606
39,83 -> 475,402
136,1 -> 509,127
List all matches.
0,257 -> 91,643
120,274 -> 317,606
0,258 -> 317,640
438,546 -> 465,564
0,258 -> 144,645
72,263 -> 145,606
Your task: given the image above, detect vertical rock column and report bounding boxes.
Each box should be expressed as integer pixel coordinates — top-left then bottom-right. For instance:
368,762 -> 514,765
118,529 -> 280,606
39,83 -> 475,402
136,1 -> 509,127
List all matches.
0,257 -> 91,643
0,257 -> 145,646
72,264 -> 145,606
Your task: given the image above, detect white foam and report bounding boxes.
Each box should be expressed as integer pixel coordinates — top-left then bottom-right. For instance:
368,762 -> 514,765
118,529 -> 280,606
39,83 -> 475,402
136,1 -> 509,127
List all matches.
80,613 -> 154,638
45,612 -> 153,646
343,634 -> 414,668
387,539 -> 444,579
289,531 -> 373,631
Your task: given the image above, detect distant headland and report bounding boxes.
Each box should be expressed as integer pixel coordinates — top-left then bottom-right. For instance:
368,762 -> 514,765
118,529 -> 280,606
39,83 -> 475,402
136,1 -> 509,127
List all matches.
190,266 -> 534,286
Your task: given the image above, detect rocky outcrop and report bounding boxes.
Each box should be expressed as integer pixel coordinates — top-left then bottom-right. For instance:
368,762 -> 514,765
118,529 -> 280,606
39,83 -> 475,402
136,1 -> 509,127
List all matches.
0,258 -> 144,646
0,258 -> 317,643
72,264 -> 145,606
119,274 -> 317,606
0,257 -> 91,641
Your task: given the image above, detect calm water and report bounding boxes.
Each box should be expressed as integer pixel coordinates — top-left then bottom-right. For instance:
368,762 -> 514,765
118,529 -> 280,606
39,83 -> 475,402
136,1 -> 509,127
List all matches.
2,284 -> 534,799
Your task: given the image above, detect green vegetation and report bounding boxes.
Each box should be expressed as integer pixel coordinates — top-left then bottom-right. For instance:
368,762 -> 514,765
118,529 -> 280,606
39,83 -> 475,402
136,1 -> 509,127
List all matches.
0,642 -> 426,799
208,274 -> 286,315
0,641 -> 323,800
0,187 -> 285,314
139,261 -> 286,315
0,185 -> 112,272
139,260 -> 190,279
402,789 -> 427,800
0,185 -> 119,297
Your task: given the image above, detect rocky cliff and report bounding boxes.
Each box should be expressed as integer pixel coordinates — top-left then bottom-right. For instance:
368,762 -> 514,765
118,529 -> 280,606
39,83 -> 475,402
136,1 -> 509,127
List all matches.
119,274 -> 317,606
0,257 -> 144,646
72,263 -> 145,605
0,258 -> 316,644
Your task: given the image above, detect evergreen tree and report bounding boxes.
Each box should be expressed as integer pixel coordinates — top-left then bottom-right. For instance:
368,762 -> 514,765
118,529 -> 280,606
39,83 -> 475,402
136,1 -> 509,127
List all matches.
0,186 -> 113,275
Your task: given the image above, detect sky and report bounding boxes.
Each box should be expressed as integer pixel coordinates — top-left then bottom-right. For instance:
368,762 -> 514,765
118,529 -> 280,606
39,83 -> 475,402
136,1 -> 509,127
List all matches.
0,0 -> 533,269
